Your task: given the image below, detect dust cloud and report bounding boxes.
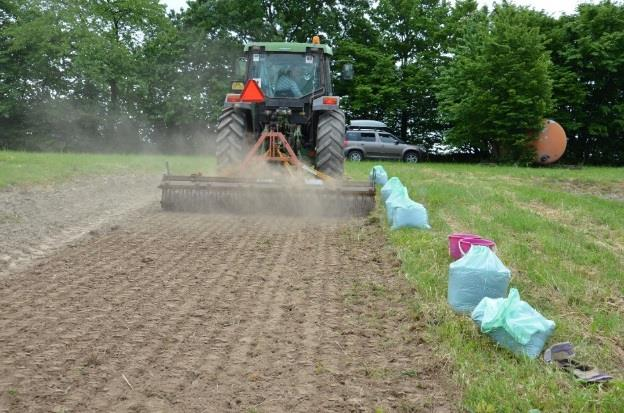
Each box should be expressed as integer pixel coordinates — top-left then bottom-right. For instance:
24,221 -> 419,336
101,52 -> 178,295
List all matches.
13,97 -> 218,156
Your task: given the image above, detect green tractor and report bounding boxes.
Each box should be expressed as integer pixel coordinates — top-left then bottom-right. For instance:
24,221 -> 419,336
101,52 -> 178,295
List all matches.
159,37 -> 375,216
217,37 -> 353,177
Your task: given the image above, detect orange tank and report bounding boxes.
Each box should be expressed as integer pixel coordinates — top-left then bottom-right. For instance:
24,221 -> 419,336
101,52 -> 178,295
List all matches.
534,120 -> 567,164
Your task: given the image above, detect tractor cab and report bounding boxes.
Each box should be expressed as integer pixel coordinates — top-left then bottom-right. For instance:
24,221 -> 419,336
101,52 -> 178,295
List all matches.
219,37 -> 354,177
236,40 -> 334,107
247,50 -> 323,98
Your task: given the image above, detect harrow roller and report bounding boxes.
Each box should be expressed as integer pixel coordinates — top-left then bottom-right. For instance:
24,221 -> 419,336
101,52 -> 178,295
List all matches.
159,175 -> 375,217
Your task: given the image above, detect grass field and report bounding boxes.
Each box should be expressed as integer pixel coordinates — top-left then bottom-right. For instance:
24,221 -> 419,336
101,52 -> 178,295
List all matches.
348,161 -> 624,412
0,151 -> 214,189
2,151 -> 623,410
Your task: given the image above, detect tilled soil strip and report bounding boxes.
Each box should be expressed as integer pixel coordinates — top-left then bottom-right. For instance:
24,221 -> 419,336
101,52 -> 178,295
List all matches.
0,174 -> 160,277
0,211 -> 454,412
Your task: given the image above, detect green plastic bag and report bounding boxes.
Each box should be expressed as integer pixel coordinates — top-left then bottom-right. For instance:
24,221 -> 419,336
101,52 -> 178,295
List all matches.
380,177 -> 404,202
370,165 -> 388,185
472,288 -> 555,358
390,198 -> 431,230
385,186 -> 409,224
448,245 -> 510,314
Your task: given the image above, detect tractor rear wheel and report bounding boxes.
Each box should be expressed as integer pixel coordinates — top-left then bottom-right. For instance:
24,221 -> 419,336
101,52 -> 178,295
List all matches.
316,110 -> 345,177
216,107 -> 248,171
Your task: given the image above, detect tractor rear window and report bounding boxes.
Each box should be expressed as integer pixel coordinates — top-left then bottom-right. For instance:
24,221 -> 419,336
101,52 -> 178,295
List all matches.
248,52 -> 322,98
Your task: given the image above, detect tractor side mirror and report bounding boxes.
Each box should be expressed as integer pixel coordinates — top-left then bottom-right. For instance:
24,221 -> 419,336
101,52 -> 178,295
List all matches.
236,58 -> 247,77
342,63 -> 354,80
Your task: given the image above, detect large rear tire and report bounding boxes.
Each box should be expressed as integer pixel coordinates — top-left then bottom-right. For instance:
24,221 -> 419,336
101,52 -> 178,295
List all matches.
216,107 -> 248,171
316,110 -> 345,177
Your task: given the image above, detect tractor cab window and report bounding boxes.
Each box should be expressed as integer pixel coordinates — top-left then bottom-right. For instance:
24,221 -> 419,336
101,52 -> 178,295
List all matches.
248,52 -> 322,98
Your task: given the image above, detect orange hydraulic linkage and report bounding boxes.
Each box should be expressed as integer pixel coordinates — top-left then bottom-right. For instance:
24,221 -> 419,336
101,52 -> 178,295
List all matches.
233,130 -> 332,181
238,131 -> 300,170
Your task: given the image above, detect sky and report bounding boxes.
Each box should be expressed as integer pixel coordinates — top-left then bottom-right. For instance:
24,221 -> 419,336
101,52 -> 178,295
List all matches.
161,0 -> 596,16
162,0 -> 188,12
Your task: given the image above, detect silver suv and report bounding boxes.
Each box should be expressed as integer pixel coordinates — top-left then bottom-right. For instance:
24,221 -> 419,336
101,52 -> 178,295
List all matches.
343,121 -> 425,162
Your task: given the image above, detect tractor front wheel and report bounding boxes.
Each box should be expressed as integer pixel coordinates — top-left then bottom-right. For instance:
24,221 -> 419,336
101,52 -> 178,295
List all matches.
216,107 -> 248,171
316,110 -> 345,177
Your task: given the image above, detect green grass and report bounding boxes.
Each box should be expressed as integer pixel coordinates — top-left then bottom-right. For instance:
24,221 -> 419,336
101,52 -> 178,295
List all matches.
346,161 -> 624,412
0,150 -> 214,189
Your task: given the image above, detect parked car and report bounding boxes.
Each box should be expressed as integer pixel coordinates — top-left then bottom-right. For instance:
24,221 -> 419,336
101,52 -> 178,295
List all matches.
343,121 -> 425,162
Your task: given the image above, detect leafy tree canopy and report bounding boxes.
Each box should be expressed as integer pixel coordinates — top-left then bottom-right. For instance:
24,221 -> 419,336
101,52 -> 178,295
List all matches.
437,2 -> 552,161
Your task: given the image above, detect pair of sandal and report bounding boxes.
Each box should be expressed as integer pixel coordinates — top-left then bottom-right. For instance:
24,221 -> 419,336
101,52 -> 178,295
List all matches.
543,342 -> 612,384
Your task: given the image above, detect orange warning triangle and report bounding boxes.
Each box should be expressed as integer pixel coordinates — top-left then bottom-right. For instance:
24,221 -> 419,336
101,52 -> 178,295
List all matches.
240,79 -> 265,103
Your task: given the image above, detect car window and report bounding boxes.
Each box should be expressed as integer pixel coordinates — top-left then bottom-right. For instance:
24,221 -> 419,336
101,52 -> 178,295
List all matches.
360,132 -> 376,142
379,133 -> 397,143
346,131 -> 360,141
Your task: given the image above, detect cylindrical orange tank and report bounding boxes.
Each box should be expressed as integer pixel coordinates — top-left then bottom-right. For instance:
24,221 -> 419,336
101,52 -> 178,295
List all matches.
534,120 -> 567,164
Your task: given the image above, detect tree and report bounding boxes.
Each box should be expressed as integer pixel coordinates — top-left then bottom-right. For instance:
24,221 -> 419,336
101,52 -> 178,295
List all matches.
0,0 -> 76,149
183,0 -> 341,43
334,40 -> 401,120
135,22 -> 238,152
70,0 -> 170,149
9,0 -> 622,164
0,0 -> 174,151
437,3 -> 552,161
373,0 -> 453,144
548,1 -> 624,164
334,0 -> 478,150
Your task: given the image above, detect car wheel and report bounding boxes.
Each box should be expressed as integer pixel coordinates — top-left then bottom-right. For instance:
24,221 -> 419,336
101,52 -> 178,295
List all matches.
348,151 -> 363,162
403,151 -> 418,163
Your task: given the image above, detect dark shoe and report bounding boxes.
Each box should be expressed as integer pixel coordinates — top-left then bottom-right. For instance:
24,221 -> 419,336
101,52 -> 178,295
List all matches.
544,342 -> 612,384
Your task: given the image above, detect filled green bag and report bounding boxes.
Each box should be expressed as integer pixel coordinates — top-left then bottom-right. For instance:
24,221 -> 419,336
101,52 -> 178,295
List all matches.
448,245 -> 510,314
370,165 -> 388,185
471,288 -> 555,359
385,186 -> 409,224
380,177 -> 405,202
390,199 -> 431,230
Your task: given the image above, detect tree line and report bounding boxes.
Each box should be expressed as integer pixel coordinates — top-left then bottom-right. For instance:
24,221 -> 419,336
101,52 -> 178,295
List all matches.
1,0 -> 623,164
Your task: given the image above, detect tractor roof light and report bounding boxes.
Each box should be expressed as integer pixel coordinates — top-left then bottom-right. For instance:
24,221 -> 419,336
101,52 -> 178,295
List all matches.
312,35 -> 320,44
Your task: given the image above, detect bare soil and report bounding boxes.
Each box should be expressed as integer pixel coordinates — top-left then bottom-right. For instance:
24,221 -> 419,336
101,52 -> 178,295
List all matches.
0,174 -> 160,276
0,177 -> 455,412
